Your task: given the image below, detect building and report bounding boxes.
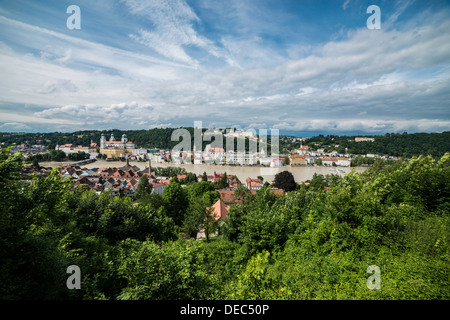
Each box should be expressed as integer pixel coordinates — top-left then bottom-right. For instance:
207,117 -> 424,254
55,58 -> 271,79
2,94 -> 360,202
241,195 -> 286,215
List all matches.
209,198 -> 230,222
246,177 -> 264,190
320,157 -> 335,166
355,137 -> 375,142
56,143 -> 96,155
336,157 -> 351,167
289,154 -> 307,166
296,145 -> 309,155
151,182 -> 168,196
196,198 -> 230,240
100,133 -> 136,159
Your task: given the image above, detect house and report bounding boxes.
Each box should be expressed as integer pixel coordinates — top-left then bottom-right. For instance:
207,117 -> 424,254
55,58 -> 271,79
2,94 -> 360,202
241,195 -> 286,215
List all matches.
330,150 -> 339,157
127,178 -> 139,190
209,198 -> 229,222
151,182 -> 168,196
196,199 -> 230,240
270,157 -> 284,167
103,178 -> 115,190
336,157 -> 351,167
289,154 -> 307,166
228,177 -> 242,189
320,157 -> 335,166
246,177 -> 264,190
296,145 -> 309,155
218,189 -> 244,205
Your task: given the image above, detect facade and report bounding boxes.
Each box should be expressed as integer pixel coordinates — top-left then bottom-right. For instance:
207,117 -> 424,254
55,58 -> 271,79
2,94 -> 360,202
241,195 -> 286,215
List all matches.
336,157 -> 351,167
56,143 -> 96,154
246,177 -> 264,190
289,154 -> 307,166
355,137 -> 375,142
100,133 -> 136,159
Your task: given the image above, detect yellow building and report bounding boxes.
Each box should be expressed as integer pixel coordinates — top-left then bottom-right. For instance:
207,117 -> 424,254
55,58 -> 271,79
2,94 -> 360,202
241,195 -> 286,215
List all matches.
100,133 -> 135,159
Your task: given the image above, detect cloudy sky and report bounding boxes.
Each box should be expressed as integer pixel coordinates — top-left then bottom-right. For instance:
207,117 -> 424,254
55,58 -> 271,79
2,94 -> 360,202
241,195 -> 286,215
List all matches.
0,0 -> 449,134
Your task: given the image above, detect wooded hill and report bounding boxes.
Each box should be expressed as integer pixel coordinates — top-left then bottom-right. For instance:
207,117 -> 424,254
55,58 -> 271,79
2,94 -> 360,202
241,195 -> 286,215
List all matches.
303,131 -> 450,158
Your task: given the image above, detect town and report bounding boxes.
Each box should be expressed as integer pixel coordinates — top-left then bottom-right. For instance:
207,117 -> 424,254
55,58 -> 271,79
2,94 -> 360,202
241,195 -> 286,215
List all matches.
5,130 -> 406,203
2,129 -> 407,241
8,129 -> 402,168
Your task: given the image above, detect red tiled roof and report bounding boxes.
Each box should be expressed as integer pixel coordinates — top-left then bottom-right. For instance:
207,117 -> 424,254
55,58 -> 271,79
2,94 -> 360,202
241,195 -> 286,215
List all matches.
151,182 -> 167,188
208,199 -> 229,221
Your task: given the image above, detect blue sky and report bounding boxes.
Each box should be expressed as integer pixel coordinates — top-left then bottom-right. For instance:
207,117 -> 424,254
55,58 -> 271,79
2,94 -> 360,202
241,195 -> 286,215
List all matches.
0,0 -> 449,134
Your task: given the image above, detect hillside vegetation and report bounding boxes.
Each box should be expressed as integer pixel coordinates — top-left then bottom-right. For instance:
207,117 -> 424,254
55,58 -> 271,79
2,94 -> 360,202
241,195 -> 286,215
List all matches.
1,147 -> 449,299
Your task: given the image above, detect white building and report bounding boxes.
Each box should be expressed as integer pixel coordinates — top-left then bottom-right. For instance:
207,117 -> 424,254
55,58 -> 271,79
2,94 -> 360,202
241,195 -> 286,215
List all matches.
56,144 -> 96,154
151,182 -> 168,196
336,158 -> 351,167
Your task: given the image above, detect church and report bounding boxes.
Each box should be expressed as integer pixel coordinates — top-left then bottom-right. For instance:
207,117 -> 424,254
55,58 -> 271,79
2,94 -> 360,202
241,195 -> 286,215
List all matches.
100,133 -> 136,159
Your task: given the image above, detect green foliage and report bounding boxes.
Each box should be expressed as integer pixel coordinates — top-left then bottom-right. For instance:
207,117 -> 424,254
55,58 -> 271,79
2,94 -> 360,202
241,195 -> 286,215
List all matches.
273,170 -> 296,192
29,149 -> 66,162
135,174 -> 152,200
1,148 -> 449,300
305,131 -> 450,158
216,171 -> 229,189
162,179 -> 188,225
153,166 -> 187,177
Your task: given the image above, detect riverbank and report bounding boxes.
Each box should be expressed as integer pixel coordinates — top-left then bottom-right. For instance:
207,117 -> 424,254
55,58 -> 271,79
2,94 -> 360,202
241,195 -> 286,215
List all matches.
40,160 -> 368,183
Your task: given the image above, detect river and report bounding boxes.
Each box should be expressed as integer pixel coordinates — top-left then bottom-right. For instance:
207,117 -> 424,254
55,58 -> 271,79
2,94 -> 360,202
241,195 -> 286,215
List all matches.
40,160 -> 368,183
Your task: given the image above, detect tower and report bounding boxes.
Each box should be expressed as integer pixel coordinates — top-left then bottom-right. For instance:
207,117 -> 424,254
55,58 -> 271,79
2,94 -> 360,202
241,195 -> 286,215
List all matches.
121,134 -> 128,143
110,133 -> 115,141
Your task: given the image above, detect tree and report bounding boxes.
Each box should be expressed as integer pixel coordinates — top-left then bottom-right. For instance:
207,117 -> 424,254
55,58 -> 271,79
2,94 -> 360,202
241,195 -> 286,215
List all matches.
162,179 -> 188,225
32,157 -> 40,168
135,175 -> 153,200
181,172 -> 197,185
309,173 -> 327,191
273,171 -> 296,192
202,171 -> 208,182
217,172 -> 229,189
202,190 -> 220,206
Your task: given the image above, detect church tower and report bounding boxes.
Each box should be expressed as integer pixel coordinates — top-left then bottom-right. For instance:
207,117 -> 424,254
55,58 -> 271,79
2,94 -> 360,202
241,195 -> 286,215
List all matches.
121,134 -> 128,143
110,133 -> 115,141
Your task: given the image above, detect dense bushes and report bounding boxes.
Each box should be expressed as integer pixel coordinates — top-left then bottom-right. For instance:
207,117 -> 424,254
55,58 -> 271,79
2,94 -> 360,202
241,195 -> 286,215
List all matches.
0,147 -> 449,300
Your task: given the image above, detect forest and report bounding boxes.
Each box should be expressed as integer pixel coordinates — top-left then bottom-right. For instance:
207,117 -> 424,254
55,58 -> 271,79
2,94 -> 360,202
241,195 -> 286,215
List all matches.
0,145 -> 449,300
304,131 -> 450,158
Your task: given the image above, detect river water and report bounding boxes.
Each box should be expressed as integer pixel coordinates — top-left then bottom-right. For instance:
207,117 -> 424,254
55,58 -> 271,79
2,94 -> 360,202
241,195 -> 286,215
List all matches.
40,160 -> 367,183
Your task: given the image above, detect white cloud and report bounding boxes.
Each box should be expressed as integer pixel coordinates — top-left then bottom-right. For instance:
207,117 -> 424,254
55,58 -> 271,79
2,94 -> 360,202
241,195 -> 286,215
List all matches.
0,6 -> 449,134
122,0 -> 233,67
342,0 -> 351,10
0,122 -> 32,131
